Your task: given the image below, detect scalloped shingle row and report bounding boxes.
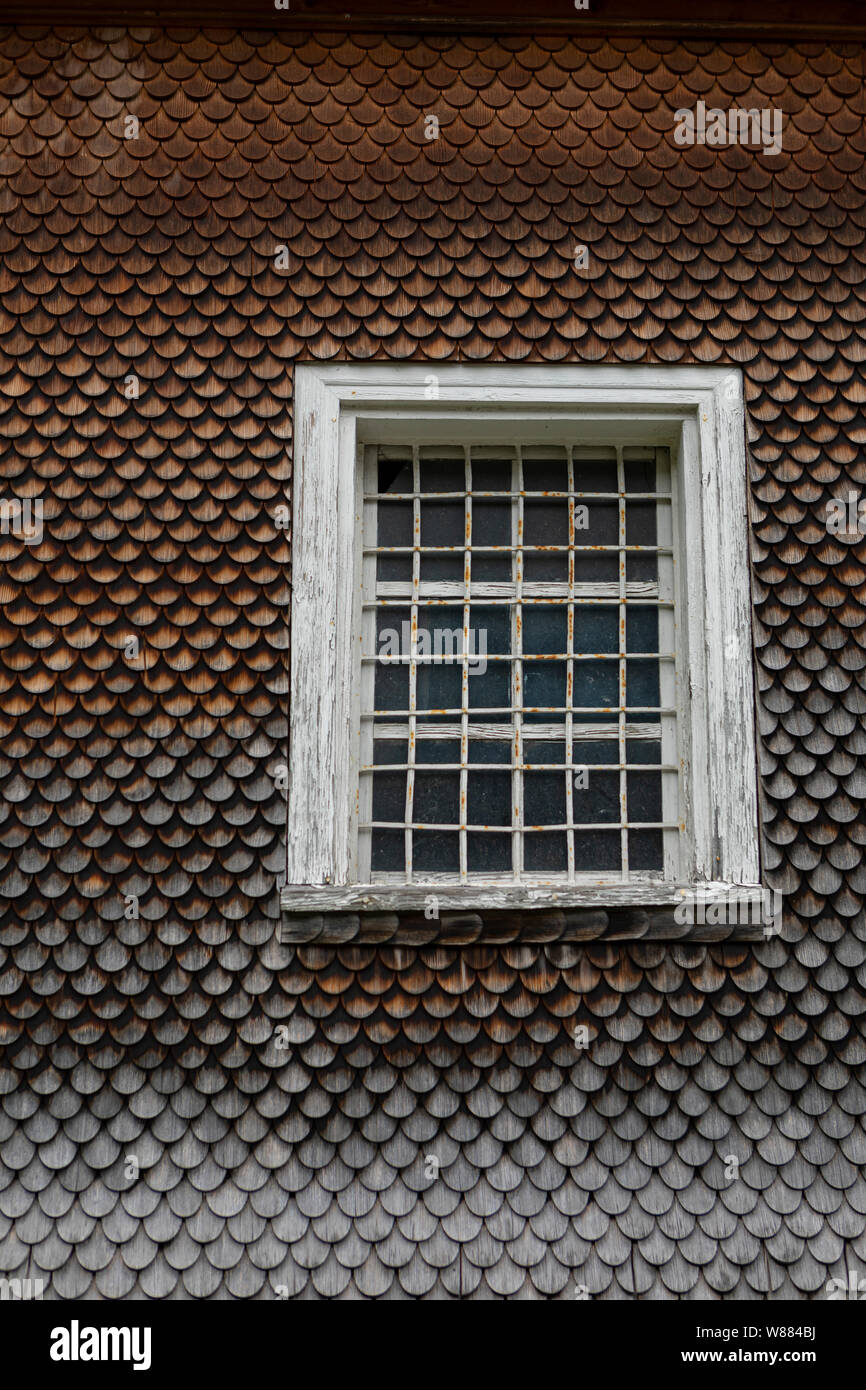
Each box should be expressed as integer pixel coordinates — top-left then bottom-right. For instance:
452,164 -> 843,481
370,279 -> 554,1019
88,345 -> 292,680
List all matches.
3,939 -> 866,1299
1,26 -> 865,1298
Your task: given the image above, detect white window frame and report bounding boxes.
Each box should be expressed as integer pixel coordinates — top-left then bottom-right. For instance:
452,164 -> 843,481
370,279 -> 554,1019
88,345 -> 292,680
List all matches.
281,363 -> 761,916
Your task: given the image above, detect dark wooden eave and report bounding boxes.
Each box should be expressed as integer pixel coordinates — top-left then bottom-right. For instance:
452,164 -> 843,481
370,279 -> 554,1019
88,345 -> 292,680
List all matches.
3,0 -> 866,37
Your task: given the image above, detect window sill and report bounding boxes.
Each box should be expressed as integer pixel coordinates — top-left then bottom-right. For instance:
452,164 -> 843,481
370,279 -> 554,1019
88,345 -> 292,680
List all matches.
279,883 -> 775,944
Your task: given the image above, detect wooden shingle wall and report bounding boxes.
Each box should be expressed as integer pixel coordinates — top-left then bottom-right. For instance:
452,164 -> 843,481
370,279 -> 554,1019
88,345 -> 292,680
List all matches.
0,27 -> 865,1298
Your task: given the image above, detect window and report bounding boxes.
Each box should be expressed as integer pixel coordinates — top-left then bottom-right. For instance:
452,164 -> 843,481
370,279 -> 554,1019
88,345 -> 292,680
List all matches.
362,440 -> 676,884
283,365 -> 761,917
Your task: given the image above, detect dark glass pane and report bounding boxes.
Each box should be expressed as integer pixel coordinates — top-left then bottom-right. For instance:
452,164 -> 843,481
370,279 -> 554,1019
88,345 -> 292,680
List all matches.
413,830 -> 459,873
625,501 -> 657,585
524,551 -> 568,583
623,455 -> 656,494
376,607 -> 409,661
574,552 -> 618,583
419,608 -> 468,664
572,740 -> 618,766
524,773 -> 566,827
416,739 -> 460,766
470,605 -> 510,656
371,829 -> 404,872
472,499 -> 511,545
376,501 -> 413,583
374,662 -> 409,713
524,832 -> 567,872
626,551 -> 657,582
376,604 -> 411,635
573,829 -> 619,872
572,457 -> 617,493
416,662 -> 462,712
571,662 -> 618,710
523,661 -> 567,715
468,741 -> 512,764
378,455 -> 413,494
572,501 -> 592,543
627,771 -> 662,823
523,606 -> 567,656
472,458 -> 512,492
626,659 -> 660,716
630,828 -> 663,870
467,662 -> 510,713
372,770 -> 405,823
473,552 -> 513,582
377,554 -> 412,583
580,500 -> 618,546
373,741 -> 407,766
575,769 -> 619,823
414,772 -> 459,824
467,771 -> 511,826
421,499 -> 464,547
420,457 -> 464,493
377,500 -> 412,546
626,739 -> 661,766
467,833 -> 511,873
421,553 -> 464,583
626,500 -> 656,546
525,741 -> 565,765
524,499 -> 568,545
626,607 -> 658,654
524,497 -> 568,578
573,606 -> 617,653
523,456 -> 568,493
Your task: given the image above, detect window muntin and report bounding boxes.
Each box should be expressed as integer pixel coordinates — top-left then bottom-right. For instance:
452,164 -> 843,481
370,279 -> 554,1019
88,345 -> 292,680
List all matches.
358,439 -> 679,884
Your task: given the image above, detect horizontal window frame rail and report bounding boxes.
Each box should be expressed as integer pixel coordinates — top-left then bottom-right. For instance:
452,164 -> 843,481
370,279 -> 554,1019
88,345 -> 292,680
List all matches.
363,705 -> 675,715
361,653 -> 677,662
361,762 -> 680,772
280,881 -> 770,919
371,592 -> 669,602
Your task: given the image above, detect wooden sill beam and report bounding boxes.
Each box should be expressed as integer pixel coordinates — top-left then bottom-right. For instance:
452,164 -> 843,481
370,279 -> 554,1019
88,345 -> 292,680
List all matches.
279,882 -> 777,943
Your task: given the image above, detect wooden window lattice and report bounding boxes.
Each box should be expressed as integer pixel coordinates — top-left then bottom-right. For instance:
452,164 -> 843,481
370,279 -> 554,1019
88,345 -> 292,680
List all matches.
358,441 -> 680,885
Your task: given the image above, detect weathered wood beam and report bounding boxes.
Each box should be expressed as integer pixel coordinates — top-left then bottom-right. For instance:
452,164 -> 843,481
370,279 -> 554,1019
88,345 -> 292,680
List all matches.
279,892 -> 772,944
280,881 -> 770,913
4,0 -> 866,37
